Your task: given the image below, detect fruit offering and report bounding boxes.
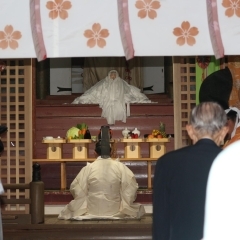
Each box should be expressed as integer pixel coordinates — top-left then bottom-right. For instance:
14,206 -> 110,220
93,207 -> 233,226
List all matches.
152,129 -> 161,137
128,132 -> 139,139
147,130 -> 163,139
159,122 -> 167,138
147,124 -> 167,139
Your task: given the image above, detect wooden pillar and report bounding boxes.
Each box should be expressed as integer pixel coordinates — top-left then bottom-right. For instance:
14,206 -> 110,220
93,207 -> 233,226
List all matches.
36,59 -> 50,99
30,163 -> 44,224
164,57 -> 173,99
30,181 -> 44,224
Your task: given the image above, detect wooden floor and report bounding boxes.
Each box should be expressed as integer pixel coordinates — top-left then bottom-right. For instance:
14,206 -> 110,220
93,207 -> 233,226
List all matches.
3,214 -> 153,240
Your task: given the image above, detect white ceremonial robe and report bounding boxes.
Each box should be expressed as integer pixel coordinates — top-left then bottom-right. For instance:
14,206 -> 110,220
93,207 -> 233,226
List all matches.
58,157 -> 145,220
203,140 -> 240,240
72,70 -> 151,125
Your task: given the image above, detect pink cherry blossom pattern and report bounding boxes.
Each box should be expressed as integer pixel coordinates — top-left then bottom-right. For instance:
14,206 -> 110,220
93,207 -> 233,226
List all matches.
173,21 -> 199,46
0,25 -> 22,50
46,0 -> 72,20
222,0 -> 240,17
135,0 -> 161,19
84,23 -> 109,48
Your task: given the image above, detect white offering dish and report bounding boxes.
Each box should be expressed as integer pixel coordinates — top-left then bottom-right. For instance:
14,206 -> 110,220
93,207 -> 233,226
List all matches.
44,136 -> 53,140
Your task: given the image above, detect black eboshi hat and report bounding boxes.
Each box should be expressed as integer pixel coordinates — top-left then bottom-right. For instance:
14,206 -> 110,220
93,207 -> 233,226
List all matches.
199,67 -> 233,110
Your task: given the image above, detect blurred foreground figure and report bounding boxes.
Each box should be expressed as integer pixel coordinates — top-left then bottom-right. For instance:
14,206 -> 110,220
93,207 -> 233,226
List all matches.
153,102 -> 228,240
0,125 -> 7,240
203,140 -> 240,240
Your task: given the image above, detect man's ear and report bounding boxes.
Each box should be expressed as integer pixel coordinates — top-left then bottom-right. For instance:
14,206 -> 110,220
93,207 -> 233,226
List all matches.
212,126 -> 229,146
186,124 -> 197,143
219,126 -> 229,143
186,124 -> 194,139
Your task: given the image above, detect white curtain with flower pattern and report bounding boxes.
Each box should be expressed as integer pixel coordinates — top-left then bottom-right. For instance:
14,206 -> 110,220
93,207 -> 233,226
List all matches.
0,0 -> 240,60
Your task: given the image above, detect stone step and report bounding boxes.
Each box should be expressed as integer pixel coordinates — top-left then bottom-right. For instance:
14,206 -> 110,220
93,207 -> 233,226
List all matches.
36,93 -> 173,105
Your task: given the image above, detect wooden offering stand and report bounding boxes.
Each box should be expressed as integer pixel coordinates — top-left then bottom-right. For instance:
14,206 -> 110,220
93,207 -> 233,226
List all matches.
42,138 -> 66,159
146,138 -> 170,158
121,138 -> 144,158
42,138 -> 67,189
121,138 -> 169,159
121,137 -> 170,189
67,139 -> 92,159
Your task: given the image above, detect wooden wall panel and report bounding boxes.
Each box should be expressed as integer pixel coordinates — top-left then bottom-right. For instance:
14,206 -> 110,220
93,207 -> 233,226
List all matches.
0,59 -> 33,213
173,57 -> 196,149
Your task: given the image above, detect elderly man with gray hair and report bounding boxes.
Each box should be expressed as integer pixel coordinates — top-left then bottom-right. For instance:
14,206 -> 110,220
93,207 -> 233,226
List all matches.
152,102 -> 229,240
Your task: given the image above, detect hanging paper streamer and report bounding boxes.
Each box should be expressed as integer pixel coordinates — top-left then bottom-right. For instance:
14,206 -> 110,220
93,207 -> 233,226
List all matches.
117,0 -> 134,60
206,0 -> 224,59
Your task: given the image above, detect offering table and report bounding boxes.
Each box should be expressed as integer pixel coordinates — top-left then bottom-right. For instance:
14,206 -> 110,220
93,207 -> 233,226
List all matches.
36,138 -> 170,190
68,139 -> 92,159
42,138 -> 66,189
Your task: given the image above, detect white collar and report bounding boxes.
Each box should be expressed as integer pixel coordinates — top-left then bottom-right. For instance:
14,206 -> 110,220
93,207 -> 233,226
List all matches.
225,107 -> 240,138
97,156 -> 112,160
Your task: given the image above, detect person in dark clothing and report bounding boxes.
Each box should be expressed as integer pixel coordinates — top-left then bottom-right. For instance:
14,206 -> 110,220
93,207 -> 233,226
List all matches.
153,102 -> 229,240
0,125 -> 7,240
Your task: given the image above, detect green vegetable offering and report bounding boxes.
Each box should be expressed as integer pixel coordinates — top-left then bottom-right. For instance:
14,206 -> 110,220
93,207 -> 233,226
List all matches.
66,123 -> 89,139
76,123 -> 86,138
66,127 -> 80,140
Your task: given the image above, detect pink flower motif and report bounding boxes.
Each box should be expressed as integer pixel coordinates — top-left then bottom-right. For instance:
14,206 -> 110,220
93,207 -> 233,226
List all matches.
84,23 -> 109,48
222,0 -> 240,17
46,0 -> 72,20
135,0 -> 161,19
173,21 -> 199,46
0,25 -> 22,50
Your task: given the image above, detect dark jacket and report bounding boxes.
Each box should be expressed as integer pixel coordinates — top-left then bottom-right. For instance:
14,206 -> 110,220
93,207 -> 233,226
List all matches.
153,139 -> 222,240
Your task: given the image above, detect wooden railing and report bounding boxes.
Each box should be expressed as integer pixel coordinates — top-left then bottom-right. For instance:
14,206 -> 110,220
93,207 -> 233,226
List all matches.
1,182 -> 44,224
32,157 -> 157,190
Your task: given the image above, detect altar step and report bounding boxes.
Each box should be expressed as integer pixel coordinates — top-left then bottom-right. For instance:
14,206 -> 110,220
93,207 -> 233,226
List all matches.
35,96 -> 174,160
36,93 -> 173,105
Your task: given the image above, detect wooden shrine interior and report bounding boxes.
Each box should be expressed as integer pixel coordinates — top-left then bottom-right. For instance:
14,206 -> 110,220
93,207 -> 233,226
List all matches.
34,93 -> 174,204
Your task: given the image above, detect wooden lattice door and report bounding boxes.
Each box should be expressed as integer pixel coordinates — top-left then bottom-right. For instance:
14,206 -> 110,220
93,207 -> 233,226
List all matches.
0,59 -> 33,213
173,56 -> 197,149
